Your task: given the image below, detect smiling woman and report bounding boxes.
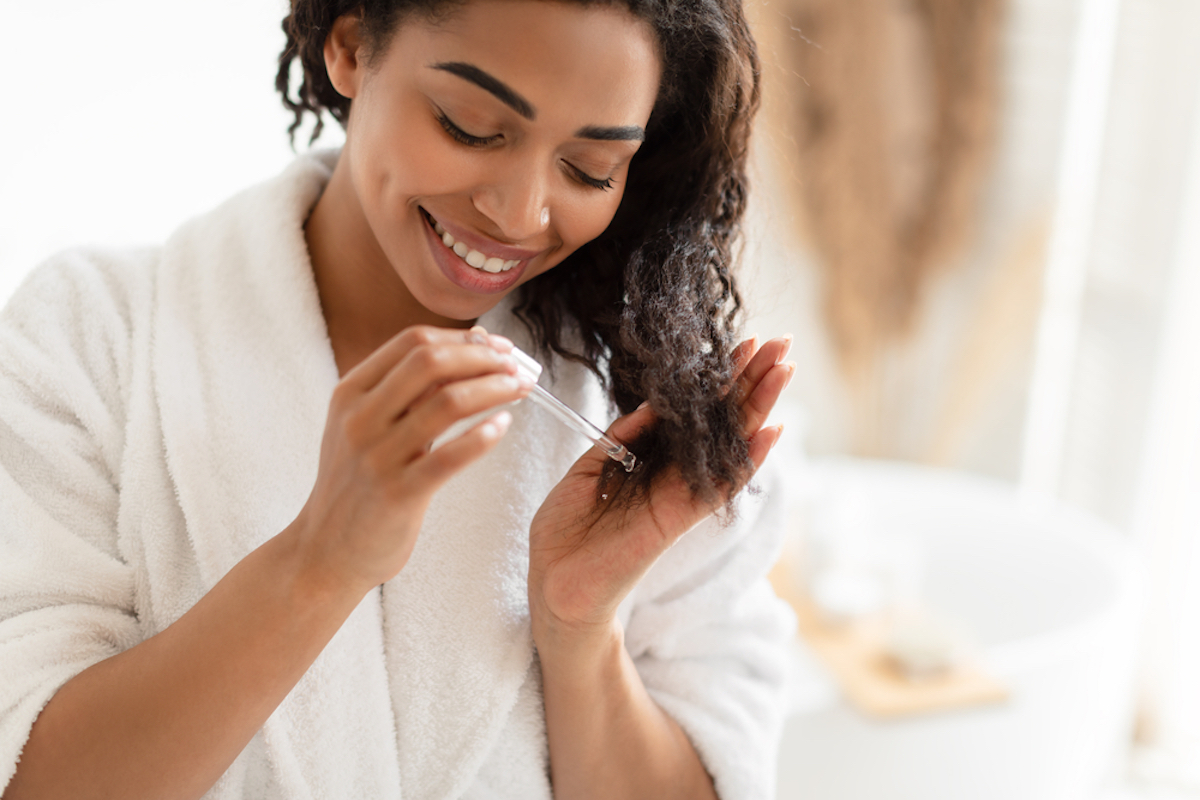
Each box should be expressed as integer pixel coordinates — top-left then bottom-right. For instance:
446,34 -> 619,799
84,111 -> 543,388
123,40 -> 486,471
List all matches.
0,1 -> 794,799
303,3 -> 660,341
284,0 -> 770,505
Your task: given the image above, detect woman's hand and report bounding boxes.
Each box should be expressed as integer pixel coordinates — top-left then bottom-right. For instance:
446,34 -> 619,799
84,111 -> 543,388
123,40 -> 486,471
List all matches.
527,335 -> 794,643
293,325 -> 533,596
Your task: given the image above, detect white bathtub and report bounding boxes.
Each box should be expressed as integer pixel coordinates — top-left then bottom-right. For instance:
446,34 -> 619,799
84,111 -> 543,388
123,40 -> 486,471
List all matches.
776,459 -> 1143,800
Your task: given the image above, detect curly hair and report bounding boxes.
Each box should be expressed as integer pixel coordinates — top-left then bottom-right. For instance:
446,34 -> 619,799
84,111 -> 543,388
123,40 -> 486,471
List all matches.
277,0 -> 761,507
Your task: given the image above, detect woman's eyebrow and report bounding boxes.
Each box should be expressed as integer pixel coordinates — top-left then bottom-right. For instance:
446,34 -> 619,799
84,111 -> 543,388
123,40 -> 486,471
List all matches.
429,61 -> 536,120
575,125 -> 645,142
428,62 -> 645,140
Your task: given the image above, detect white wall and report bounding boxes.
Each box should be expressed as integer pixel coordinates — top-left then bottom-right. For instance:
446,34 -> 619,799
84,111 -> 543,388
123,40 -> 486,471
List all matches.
0,0 -> 343,304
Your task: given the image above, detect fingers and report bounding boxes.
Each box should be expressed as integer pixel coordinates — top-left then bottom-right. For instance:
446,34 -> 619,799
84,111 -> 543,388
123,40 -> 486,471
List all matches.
599,334 -> 794,467
746,423 -> 785,472
605,401 -> 656,446
330,325 -> 521,448
376,370 -> 532,467
740,360 -> 795,438
407,411 -> 514,494
341,324 -> 513,394
732,334 -> 758,375
360,338 -> 520,427
733,334 -> 791,404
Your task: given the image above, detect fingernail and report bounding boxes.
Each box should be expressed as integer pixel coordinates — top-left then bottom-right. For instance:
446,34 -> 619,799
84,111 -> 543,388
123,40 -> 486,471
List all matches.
776,334 -> 794,364
636,400 -> 649,410
784,361 -> 797,389
467,325 -> 489,345
484,411 -> 513,437
517,374 -> 535,391
772,424 -> 785,447
489,334 -> 514,353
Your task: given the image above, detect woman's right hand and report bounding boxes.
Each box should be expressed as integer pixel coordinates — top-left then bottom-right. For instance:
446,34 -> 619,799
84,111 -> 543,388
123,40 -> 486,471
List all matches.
291,325 -> 532,595
3,322 -> 528,800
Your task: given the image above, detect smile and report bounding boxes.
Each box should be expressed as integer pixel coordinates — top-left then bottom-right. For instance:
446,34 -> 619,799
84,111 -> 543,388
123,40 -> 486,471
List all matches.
426,214 -> 521,273
419,208 -> 537,296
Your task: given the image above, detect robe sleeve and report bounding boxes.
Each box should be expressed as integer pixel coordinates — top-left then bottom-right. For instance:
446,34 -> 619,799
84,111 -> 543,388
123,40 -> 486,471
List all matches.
623,459 -> 797,800
0,251 -> 144,793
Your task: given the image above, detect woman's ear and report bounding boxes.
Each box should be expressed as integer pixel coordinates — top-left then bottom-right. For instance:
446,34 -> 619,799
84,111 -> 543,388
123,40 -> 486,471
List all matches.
324,12 -> 367,99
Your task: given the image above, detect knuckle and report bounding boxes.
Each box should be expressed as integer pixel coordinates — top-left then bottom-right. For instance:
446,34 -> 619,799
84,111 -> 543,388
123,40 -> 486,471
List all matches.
418,444 -> 461,479
747,392 -> 772,416
403,326 -> 437,349
436,384 -> 469,416
436,383 -> 463,417
412,344 -> 446,375
330,380 -> 357,410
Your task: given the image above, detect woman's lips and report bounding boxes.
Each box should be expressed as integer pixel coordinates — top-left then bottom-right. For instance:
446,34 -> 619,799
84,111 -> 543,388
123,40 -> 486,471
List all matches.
424,209 -> 543,262
420,209 -> 531,295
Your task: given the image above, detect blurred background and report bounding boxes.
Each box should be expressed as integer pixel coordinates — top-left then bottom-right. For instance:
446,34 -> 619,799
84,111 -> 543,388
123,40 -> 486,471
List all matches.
2,0 -> 1198,798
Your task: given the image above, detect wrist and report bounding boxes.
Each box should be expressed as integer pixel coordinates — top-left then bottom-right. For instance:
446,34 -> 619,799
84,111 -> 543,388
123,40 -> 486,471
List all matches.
533,613 -> 624,673
273,518 -> 376,612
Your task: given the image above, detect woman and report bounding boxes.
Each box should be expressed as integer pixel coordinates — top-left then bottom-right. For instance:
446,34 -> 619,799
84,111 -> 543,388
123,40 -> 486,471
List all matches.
0,1 -> 795,798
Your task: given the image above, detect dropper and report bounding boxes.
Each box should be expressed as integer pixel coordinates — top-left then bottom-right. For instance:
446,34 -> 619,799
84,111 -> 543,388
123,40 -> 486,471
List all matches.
525,383 -> 637,472
511,347 -> 638,472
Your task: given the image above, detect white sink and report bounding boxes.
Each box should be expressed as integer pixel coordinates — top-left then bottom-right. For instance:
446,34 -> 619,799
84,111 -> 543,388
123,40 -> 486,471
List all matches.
776,459 -> 1143,800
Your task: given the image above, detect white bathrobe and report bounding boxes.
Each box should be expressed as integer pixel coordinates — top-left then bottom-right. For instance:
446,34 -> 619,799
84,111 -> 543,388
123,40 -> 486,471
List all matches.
0,150 -> 794,799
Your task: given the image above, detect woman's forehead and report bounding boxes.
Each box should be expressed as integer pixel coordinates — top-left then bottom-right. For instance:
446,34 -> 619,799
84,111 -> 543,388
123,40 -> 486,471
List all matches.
386,0 -> 662,124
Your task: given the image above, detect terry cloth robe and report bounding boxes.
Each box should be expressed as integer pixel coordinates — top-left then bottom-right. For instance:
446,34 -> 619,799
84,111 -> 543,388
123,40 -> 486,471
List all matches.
0,149 -> 796,800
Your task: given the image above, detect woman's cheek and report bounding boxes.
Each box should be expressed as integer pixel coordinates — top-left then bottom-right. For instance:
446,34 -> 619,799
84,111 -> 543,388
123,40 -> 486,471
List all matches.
568,193 -> 625,246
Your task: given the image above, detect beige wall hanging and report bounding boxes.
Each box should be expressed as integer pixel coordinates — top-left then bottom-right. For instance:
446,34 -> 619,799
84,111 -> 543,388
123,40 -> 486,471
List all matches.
756,0 -> 1006,452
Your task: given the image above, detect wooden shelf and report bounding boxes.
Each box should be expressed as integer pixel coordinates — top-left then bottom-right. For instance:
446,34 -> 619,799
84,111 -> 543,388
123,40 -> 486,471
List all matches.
769,558 -> 1009,719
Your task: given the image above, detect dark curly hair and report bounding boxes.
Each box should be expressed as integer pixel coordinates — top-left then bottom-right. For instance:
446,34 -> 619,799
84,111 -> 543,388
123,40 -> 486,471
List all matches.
277,0 -> 761,507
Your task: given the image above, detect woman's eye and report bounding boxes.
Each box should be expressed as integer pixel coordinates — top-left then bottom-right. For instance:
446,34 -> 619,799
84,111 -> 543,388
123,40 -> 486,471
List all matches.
436,107 -> 613,190
436,111 -> 500,147
567,163 -> 615,191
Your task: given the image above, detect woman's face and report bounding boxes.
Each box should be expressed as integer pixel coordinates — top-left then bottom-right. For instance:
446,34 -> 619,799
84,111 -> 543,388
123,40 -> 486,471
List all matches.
334,0 -> 662,323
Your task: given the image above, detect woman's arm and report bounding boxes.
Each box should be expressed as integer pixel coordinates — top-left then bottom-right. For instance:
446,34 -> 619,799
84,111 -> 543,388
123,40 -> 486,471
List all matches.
538,620 -> 719,800
4,326 -> 531,800
530,336 -> 794,800
3,526 -> 364,800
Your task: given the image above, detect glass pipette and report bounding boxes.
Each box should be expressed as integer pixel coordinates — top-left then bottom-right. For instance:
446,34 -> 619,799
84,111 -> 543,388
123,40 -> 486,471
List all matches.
506,346 -> 637,472
525,383 -> 637,472
432,344 -> 638,471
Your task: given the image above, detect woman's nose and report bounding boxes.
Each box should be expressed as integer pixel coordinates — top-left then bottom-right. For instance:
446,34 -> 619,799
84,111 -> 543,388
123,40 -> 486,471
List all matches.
471,161 -> 552,243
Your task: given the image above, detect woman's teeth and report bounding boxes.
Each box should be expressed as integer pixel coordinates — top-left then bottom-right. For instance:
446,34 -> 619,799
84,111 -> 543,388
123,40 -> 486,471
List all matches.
432,219 -> 520,273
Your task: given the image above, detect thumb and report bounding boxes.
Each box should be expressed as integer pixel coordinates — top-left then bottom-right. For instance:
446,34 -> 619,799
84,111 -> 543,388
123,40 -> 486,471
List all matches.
606,401 -> 656,445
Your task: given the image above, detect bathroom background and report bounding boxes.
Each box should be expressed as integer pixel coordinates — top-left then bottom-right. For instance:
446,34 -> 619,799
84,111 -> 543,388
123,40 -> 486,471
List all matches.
2,0 -> 1199,798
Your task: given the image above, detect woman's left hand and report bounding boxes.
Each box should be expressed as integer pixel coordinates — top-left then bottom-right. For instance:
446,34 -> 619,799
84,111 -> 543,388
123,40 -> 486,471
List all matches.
527,335 -> 794,643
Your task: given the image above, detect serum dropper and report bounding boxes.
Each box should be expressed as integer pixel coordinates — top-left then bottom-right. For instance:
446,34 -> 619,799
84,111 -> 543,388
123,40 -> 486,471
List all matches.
511,347 -> 637,472
430,345 -> 638,472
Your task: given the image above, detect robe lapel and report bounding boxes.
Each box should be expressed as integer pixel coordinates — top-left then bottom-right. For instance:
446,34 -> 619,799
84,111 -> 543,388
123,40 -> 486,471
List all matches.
152,151 -> 401,798
151,148 -> 600,798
